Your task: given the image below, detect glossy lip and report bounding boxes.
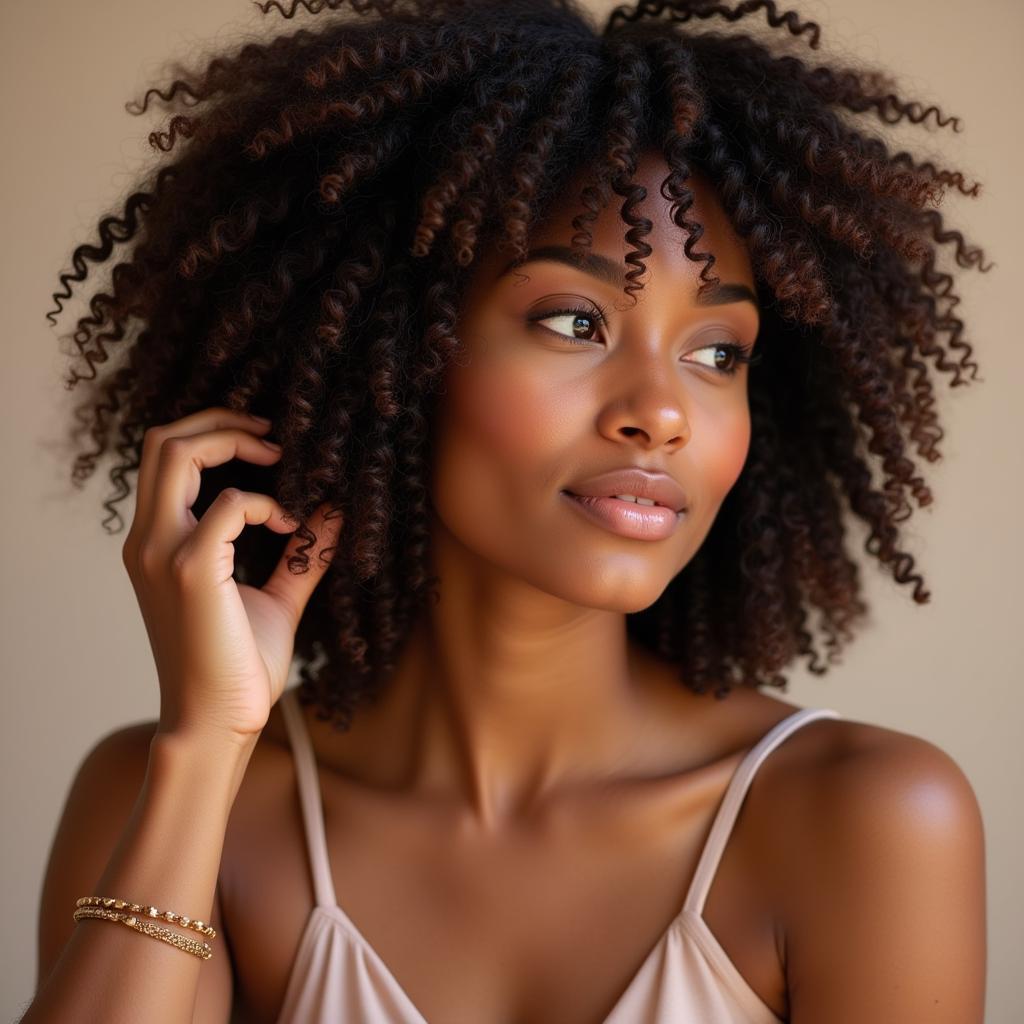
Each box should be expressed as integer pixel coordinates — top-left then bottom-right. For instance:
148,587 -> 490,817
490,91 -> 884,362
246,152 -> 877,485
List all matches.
560,490 -> 684,541
562,467 -> 688,514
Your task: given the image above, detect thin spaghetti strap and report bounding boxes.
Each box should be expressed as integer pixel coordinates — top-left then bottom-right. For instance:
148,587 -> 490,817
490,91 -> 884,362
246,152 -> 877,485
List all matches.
278,688 -> 338,910
682,706 -> 842,917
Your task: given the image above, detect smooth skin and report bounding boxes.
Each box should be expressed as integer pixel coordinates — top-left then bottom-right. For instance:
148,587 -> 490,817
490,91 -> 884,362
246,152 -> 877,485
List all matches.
35,150 -> 986,1023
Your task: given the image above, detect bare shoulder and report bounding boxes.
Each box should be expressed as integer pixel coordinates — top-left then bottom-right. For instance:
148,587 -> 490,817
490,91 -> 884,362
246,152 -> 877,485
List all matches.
768,712 -> 985,857
754,711 -> 987,1023
762,708 -> 983,810
68,718 -> 160,795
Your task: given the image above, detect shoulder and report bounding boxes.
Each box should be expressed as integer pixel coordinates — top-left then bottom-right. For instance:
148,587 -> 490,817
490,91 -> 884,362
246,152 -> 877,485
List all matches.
757,712 -> 986,898
758,713 -> 987,1021
776,714 -> 985,859
72,719 -> 159,790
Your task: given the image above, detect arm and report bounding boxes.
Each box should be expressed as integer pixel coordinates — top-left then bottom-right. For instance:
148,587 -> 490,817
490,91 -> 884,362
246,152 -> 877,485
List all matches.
784,732 -> 987,1023
24,722 -> 254,1024
24,407 -> 341,1023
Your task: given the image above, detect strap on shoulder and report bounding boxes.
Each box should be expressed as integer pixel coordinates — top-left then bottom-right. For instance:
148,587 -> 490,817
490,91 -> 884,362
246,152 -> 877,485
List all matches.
683,706 -> 842,916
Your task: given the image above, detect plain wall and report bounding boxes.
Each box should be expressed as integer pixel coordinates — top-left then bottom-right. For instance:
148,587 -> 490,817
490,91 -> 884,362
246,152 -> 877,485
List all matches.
2,0 -> 1020,1020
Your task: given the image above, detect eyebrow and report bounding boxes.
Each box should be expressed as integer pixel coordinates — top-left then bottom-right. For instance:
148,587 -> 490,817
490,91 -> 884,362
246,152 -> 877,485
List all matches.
499,245 -> 759,309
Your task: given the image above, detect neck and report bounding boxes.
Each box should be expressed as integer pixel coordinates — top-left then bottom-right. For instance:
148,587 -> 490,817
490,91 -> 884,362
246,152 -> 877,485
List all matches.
329,581 -> 685,833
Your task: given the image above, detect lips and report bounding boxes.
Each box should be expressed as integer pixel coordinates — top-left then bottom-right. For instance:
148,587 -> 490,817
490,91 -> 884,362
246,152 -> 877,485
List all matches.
560,491 -> 683,541
562,467 -> 688,513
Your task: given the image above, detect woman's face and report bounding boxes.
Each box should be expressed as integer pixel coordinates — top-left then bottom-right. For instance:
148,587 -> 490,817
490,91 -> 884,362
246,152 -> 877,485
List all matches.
428,151 -> 760,613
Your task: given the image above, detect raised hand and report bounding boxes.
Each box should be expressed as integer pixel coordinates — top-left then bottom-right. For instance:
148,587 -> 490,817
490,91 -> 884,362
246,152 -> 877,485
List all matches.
120,407 -> 342,743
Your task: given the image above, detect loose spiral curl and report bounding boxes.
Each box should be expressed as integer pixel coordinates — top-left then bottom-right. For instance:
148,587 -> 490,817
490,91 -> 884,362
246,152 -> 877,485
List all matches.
48,0 -> 991,729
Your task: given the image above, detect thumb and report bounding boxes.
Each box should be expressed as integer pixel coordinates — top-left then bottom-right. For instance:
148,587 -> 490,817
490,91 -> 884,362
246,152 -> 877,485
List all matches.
263,501 -> 343,627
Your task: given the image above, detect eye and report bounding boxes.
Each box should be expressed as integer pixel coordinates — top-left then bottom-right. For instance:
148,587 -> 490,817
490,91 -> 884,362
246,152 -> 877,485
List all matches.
686,338 -> 759,377
529,302 -> 608,342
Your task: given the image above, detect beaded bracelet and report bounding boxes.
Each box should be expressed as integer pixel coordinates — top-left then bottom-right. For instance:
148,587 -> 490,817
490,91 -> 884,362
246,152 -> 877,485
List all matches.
73,896 -> 215,961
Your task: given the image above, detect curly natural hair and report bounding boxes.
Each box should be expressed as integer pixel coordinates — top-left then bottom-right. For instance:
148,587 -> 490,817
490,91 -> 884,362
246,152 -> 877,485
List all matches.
48,0 -> 990,732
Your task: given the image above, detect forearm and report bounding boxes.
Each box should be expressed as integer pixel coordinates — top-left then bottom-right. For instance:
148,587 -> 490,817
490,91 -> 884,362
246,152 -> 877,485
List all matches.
23,730 -> 255,1024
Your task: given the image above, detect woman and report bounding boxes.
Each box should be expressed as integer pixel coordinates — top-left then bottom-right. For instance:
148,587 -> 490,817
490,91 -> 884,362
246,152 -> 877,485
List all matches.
28,0 -> 987,1021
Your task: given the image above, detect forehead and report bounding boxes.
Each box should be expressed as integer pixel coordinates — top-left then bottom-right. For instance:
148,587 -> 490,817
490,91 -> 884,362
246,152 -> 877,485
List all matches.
468,149 -> 755,300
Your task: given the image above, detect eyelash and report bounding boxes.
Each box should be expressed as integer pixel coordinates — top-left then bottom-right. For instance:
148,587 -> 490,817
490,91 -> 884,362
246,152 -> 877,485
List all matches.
529,303 -> 761,377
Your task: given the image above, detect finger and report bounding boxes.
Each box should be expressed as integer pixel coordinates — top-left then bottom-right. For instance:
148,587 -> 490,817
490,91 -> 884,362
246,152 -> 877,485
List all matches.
148,427 -> 283,555
261,502 -> 344,629
134,408 -> 272,538
178,487 -> 295,586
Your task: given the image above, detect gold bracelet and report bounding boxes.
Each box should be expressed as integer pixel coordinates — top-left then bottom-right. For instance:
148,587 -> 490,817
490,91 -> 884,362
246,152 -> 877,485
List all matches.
74,896 -> 217,939
73,905 -> 213,960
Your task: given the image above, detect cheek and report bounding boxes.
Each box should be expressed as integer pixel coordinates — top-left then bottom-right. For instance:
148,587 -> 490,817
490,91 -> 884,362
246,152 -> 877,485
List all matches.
699,401 -> 752,498
447,356 -> 562,471
429,350 -> 570,565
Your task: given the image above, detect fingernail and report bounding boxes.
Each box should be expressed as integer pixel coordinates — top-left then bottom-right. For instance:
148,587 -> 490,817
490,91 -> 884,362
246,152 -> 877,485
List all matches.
262,439 -> 281,450
251,414 -> 272,425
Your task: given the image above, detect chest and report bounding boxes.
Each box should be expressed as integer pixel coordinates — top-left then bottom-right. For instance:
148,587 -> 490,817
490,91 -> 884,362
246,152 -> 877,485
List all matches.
218,746 -> 787,1024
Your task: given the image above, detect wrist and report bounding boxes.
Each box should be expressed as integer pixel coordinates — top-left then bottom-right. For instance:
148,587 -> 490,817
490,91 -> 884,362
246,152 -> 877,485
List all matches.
153,717 -> 262,755
149,725 -> 259,792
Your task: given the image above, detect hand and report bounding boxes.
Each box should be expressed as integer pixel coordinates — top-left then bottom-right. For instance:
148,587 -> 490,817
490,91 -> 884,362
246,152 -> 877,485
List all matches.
120,407 -> 342,742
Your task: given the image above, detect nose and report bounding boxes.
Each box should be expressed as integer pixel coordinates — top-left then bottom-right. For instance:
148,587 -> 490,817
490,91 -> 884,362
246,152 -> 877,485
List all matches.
596,375 -> 692,450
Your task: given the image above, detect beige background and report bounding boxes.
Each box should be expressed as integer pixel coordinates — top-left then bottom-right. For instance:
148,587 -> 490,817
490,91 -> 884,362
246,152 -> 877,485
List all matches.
2,0 -> 1020,1020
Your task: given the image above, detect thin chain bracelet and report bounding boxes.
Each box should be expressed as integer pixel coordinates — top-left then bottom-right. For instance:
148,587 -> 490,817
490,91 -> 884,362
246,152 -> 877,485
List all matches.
75,896 -> 217,939
72,906 -> 214,959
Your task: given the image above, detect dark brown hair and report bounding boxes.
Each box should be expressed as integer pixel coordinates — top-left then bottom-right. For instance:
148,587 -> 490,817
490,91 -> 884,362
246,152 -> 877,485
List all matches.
49,0 -> 990,730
